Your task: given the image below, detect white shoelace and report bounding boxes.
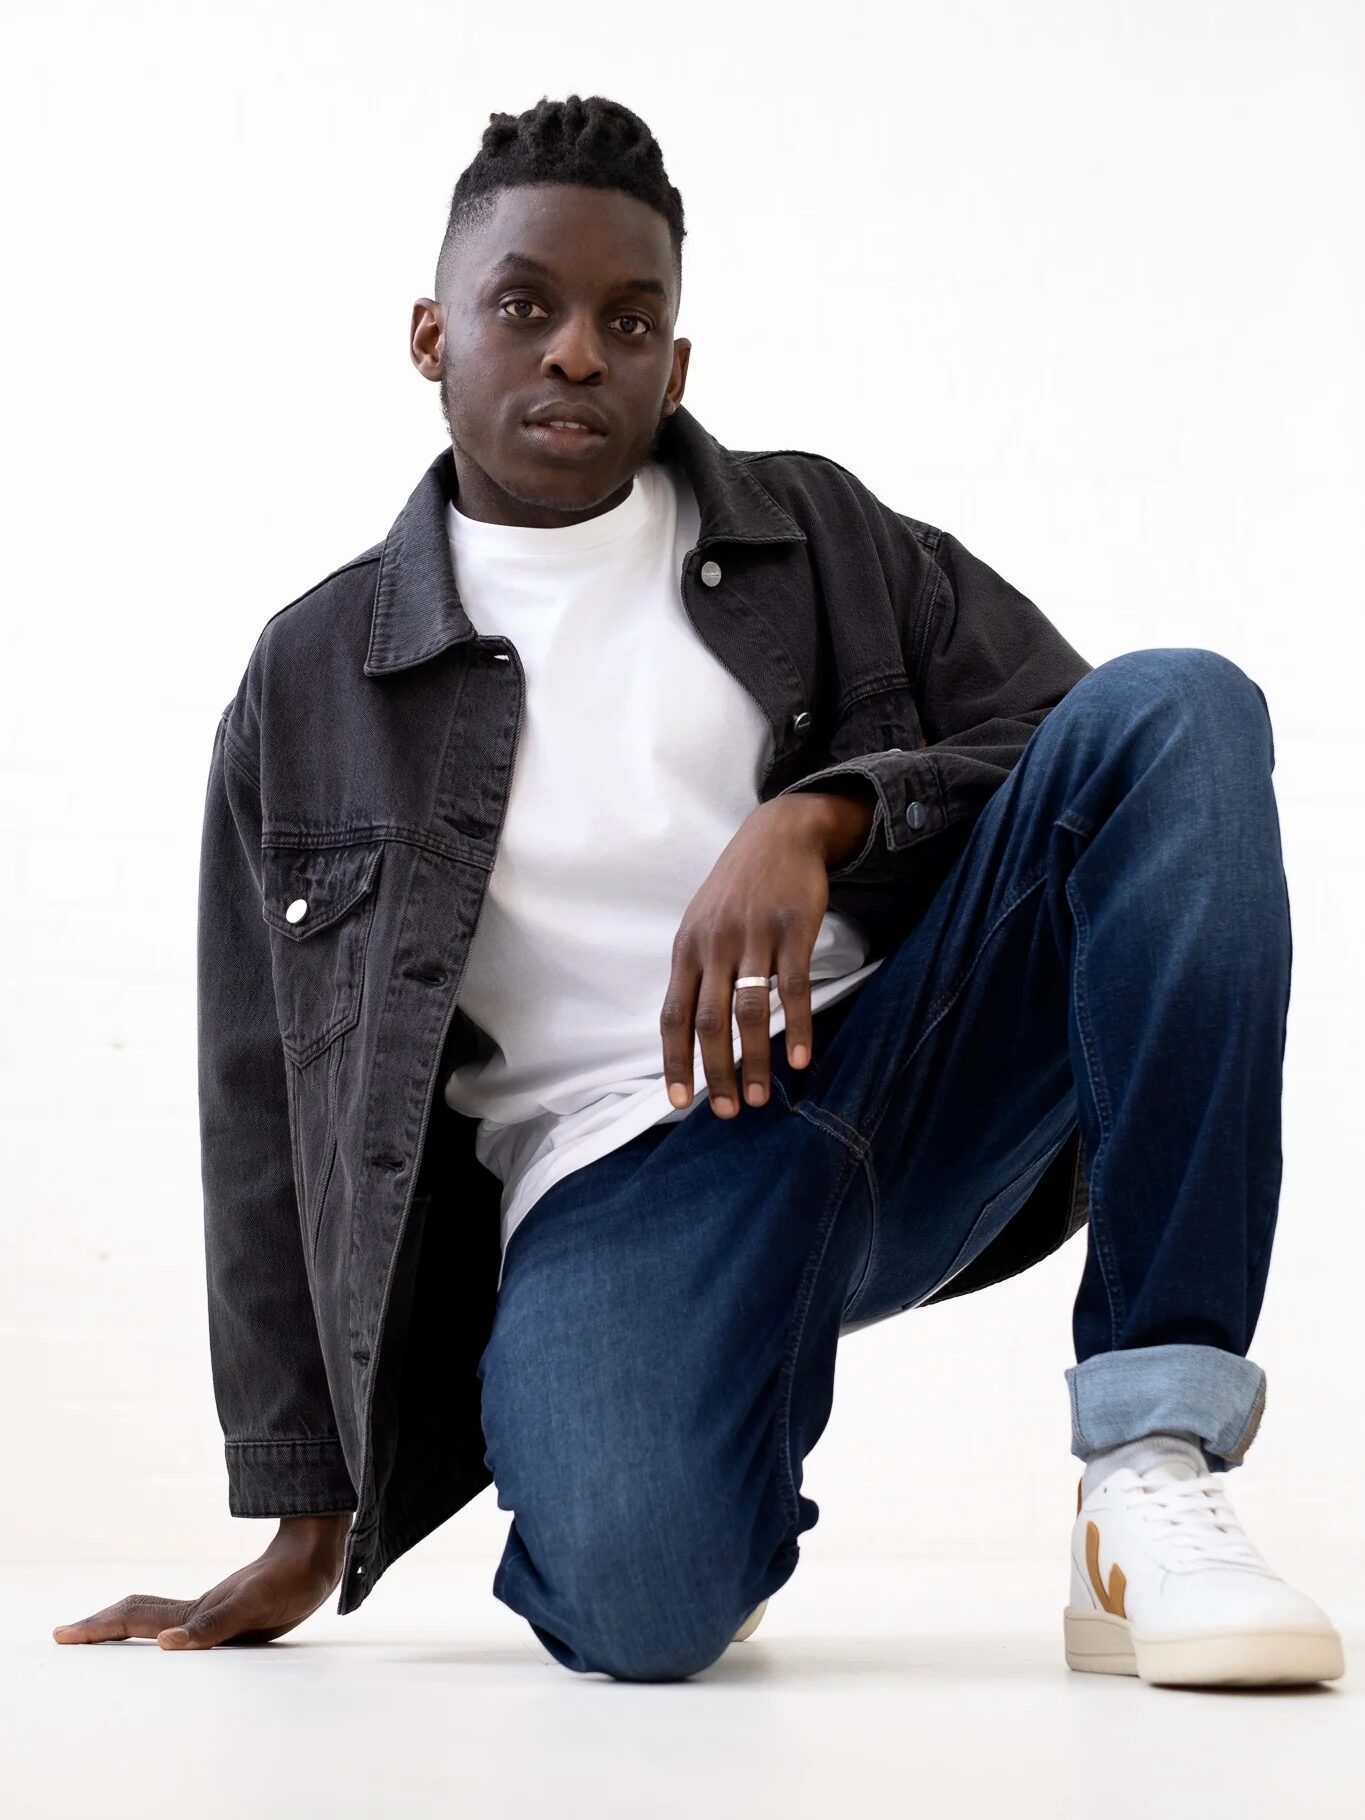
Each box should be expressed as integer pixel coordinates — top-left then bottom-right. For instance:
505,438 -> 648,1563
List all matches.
1122,1472 -> 1271,1573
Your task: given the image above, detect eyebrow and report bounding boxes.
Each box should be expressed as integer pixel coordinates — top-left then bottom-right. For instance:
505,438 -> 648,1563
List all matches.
486,252 -> 668,301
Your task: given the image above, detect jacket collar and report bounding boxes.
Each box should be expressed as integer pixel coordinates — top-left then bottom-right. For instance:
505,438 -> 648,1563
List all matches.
363,401 -> 807,678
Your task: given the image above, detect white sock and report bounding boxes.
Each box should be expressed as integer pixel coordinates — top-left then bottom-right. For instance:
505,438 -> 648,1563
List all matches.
1081,1429 -> 1208,1499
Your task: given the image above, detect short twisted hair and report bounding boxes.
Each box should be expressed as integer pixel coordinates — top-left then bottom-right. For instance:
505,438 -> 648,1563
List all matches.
435,94 -> 686,302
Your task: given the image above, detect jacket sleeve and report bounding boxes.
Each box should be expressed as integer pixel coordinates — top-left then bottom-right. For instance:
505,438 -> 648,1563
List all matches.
197,707 -> 358,1518
775,520 -> 1094,886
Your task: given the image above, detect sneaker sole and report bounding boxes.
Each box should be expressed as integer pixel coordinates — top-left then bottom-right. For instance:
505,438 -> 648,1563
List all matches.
732,1598 -> 767,1643
1064,1606 -> 1346,1686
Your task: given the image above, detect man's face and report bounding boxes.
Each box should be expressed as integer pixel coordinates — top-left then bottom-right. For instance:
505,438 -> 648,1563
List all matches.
411,182 -> 690,526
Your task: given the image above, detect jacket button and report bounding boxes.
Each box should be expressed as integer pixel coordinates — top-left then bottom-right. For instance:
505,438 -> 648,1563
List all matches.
792,710 -> 812,733
700,559 -> 722,587
905,801 -> 928,831
285,898 -> 308,924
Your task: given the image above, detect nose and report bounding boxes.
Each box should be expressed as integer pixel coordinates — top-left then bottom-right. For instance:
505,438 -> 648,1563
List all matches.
541,311 -> 609,381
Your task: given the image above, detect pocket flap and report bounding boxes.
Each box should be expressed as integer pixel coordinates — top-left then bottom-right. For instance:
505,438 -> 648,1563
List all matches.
261,842 -> 384,940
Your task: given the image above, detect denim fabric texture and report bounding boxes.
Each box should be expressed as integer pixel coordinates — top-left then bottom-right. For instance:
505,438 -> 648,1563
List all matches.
475,648 -> 1286,1676
196,403 -> 1283,1619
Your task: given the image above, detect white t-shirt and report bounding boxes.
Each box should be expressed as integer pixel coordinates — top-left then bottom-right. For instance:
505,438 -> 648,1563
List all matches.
440,456 -> 885,1282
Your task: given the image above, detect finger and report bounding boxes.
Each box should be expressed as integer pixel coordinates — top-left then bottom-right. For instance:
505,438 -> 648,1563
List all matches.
776,935 -> 815,1072
53,1593 -> 194,1644
733,956 -> 776,1108
157,1600 -> 242,1649
660,946 -> 702,1110
696,953 -> 743,1117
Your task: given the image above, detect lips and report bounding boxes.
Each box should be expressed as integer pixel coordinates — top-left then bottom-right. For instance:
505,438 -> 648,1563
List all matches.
523,401 -> 611,435
521,416 -> 610,457
528,419 -> 604,436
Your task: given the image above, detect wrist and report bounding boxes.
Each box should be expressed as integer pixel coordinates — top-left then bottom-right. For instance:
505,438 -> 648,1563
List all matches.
778,783 -> 877,869
275,1512 -> 352,1560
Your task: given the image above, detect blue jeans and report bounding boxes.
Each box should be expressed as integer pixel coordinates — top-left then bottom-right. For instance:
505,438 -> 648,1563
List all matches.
476,648 -> 1288,1680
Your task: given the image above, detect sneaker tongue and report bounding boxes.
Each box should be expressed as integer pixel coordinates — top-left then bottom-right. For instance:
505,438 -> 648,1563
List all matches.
1141,1457 -> 1205,1483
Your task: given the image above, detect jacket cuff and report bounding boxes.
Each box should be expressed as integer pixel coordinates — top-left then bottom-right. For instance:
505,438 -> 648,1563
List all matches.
225,1437 -> 358,1518
774,749 -> 949,879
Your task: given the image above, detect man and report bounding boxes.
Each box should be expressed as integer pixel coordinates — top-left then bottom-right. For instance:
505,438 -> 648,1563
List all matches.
53,93 -> 1343,1687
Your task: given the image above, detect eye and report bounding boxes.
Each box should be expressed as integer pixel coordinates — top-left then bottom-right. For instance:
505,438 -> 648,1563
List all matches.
613,314 -> 652,338
500,298 -> 548,322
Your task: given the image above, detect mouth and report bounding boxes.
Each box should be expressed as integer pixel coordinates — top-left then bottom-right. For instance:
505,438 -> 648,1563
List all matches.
522,419 -> 610,456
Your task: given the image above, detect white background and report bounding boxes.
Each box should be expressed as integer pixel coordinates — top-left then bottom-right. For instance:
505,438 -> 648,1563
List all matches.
2,0 -> 1360,1589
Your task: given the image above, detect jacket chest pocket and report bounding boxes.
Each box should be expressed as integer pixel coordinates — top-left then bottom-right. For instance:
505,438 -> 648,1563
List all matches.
261,841 -> 385,1066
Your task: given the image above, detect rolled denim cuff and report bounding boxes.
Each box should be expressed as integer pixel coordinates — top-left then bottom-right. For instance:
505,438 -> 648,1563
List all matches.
1066,1343 -> 1267,1473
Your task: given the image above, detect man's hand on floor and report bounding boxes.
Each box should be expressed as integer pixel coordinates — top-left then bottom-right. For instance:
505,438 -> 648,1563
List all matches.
50,1512 -> 353,1648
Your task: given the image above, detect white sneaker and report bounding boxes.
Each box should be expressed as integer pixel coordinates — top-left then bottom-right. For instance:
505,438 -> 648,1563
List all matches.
1064,1455 -> 1345,1686
733,1598 -> 768,1642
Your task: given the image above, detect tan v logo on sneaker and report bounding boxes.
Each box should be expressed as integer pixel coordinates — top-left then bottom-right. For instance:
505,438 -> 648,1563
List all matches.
1085,1520 -> 1127,1617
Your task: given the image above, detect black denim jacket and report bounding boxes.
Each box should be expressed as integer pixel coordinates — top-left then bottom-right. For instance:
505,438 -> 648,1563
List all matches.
197,402 -> 1095,1613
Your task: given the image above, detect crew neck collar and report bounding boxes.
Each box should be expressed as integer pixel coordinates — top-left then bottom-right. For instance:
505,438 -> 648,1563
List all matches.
446,462 -> 655,557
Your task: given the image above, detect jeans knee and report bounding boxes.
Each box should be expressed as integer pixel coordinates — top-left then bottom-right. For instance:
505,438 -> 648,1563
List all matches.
1092,646 -> 1267,723
537,1580 -> 740,1682
1064,647 -> 1273,772
504,1508 -> 750,1682
1159,646 -> 1267,722
583,1613 -> 738,1683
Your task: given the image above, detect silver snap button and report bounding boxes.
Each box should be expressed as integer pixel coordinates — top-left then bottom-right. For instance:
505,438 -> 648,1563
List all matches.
285,898 -> 309,924
792,710 -> 812,732
905,801 -> 928,831
700,559 -> 722,587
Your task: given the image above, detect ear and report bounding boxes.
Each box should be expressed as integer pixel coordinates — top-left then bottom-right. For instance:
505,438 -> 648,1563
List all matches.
410,298 -> 444,379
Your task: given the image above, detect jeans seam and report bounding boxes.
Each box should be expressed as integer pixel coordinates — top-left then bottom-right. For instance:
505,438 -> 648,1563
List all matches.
823,863 -> 1055,1319
781,1089 -> 878,1319
841,1152 -> 880,1318
773,1140 -> 865,1538
1064,862 -> 1127,1346
920,1129 -> 1074,1308
794,1099 -> 867,1154
857,865 -> 1050,1150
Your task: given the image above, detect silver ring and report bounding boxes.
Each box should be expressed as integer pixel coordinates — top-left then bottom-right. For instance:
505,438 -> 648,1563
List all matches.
734,975 -> 774,991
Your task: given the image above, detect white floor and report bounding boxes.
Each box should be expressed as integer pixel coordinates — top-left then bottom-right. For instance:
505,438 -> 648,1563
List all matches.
9,1554 -> 1363,1818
